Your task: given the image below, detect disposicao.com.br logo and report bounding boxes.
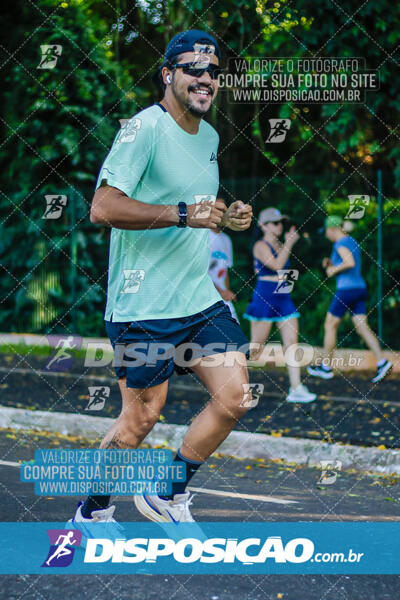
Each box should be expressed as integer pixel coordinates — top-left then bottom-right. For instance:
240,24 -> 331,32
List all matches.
83,536 -> 362,565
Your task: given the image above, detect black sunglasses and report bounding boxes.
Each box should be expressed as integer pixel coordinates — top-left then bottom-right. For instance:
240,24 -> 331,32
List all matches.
263,220 -> 283,226
172,62 -> 222,80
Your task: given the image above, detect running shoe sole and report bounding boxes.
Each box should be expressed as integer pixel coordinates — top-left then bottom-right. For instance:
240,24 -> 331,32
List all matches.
286,395 -> 316,403
134,495 -> 173,523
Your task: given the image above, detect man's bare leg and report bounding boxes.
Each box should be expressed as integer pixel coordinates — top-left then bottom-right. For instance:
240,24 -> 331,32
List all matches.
180,351 -> 250,462
80,378 -> 168,516
133,353 -> 250,519
101,378 -> 168,448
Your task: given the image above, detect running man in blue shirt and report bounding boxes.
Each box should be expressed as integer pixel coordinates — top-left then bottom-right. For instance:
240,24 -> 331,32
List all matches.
70,30 -> 253,527
307,216 -> 392,383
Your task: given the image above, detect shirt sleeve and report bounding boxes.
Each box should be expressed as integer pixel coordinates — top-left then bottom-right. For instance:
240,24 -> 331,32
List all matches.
336,237 -> 354,256
95,115 -> 153,197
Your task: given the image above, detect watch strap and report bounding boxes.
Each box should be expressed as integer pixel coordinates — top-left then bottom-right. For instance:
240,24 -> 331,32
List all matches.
177,201 -> 187,228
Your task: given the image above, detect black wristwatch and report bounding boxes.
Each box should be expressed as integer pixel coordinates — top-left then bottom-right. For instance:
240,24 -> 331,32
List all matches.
177,201 -> 188,228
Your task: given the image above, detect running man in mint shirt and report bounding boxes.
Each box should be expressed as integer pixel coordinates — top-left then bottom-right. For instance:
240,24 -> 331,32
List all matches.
97,102 -> 222,321
70,30 -> 253,528
307,215 -> 392,384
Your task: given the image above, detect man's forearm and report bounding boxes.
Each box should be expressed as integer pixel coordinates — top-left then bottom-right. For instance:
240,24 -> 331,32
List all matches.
90,185 -> 179,230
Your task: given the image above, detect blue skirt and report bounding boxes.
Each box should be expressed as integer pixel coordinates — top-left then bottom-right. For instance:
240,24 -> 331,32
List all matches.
244,280 -> 300,322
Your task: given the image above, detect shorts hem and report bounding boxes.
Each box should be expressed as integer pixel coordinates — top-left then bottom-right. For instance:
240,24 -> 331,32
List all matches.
243,312 -> 300,323
123,372 -> 172,389
105,300 -> 223,322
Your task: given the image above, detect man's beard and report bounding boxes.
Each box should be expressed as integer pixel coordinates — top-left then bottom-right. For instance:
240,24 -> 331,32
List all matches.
185,99 -> 210,118
172,80 -> 213,117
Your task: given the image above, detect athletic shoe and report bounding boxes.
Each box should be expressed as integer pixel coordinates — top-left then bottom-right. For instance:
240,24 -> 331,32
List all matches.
134,492 -> 195,523
371,360 -> 393,383
66,501 -> 124,545
286,384 -> 316,403
307,364 -> 334,379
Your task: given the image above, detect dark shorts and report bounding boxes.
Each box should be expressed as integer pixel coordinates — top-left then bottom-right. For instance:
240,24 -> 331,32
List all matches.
106,301 -> 249,389
243,280 -> 300,322
328,287 -> 367,318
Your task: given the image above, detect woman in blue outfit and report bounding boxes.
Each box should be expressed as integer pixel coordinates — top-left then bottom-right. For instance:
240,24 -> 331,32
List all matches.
307,215 -> 392,383
244,207 -> 316,403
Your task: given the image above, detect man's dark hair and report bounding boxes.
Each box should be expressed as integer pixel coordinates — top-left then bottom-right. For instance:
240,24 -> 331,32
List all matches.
152,54 -> 183,97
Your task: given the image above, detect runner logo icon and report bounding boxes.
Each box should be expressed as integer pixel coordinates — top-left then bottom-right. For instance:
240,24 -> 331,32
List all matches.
42,529 -> 82,568
266,119 -> 291,143
274,269 -> 299,294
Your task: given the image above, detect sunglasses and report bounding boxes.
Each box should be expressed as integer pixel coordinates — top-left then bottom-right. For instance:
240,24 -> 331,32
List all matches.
263,220 -> 283,226
172,62 -> 222,80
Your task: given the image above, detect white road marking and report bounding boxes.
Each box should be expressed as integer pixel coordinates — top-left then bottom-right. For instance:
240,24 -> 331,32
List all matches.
0,459 -> 20,467
189,486 -> 298,505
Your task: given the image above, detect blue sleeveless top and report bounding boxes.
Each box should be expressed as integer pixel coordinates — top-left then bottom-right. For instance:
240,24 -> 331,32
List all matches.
254,240 -> 290,277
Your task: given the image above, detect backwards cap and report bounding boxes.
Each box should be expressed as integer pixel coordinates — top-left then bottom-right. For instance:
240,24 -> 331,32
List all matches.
164,29 -> 221,61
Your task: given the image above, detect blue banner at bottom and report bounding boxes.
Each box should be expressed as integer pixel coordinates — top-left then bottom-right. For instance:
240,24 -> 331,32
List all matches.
1,522 -> 399,574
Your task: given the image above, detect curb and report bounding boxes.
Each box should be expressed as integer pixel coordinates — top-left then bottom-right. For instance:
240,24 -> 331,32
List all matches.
1,405 -> 399,474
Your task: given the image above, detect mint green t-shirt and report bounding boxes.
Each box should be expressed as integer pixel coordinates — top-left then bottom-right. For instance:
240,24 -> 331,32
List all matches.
96,103 -> 222,321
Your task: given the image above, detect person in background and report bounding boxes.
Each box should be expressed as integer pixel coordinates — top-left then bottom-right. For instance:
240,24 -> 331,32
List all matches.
307,215 -> 392,383
244,207 -> 316,403
209,225 -> 239,322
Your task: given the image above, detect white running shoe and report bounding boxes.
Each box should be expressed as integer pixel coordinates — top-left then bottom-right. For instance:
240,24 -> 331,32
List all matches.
66,502 -> 124,544
134,492 -> 195,523
286,383 -> 317,403
70,501 -> 117,523
307,364 -> 334,379
371,360 -> 393,383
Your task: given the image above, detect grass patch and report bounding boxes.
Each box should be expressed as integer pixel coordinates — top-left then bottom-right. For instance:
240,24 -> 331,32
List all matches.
0,343 -> 87,360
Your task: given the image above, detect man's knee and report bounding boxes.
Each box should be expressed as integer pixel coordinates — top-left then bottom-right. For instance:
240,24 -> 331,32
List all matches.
212,382 -> 250,421
117,410 -> 160,442
119,395 -> 164,441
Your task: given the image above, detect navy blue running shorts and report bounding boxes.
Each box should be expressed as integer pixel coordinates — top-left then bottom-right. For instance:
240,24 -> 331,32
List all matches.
328,287 -> 367,318
105,301 -> 249,389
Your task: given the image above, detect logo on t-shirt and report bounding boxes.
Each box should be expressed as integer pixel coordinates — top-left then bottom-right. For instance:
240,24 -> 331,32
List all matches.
210,152 -> 218,163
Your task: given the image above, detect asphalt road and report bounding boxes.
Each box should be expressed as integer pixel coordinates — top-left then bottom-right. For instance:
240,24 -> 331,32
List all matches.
1,429 -> 400,599
0,351 -> 399,448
